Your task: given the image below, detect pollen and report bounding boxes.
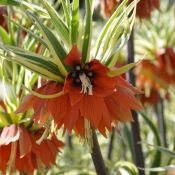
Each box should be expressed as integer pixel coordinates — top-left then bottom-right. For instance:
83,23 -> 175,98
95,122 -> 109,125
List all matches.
79,73 -> 93,95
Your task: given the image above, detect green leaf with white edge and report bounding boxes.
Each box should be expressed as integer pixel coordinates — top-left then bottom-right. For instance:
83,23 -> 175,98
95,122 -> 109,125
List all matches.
0,80 -> 17,110
21,1 -> 49,18
94,0 -> 129,58
0,0 -> 21,6
27,11 -> 68,77
16,67 -> 25,96
82,0 -> 92,63
40,0 -> 70,47
143,143 -> 175,158
0,46 -> 64,82
61,0 -> 71,28
0,26 -> 11,45
112,162 -> 138,175
5,16 -> 47,47
0,111 -> 12,126
27,73 -> 38,88
139,112 -> 161,173
140,112 -> 161,145
108,62 -> 136,77
71,0 -> 80,44
8,56 -> 62,82
102,0 -> 137,65
139,165 -> 175,172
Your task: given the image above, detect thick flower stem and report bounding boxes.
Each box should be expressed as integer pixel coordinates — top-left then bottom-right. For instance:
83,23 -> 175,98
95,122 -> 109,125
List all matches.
91,130 -> 109,175
106,127 -> 115,160
155,97 -> 168,148
159,98 -> 168,147
66,133 -> 74,150
127,29 -> 145,175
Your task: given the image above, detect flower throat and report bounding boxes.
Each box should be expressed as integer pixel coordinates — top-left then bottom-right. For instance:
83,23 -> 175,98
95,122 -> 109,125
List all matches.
71,64 -> 93,95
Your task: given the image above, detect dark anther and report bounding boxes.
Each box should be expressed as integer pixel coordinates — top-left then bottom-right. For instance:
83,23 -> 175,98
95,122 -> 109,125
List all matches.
75,78 -> 80,83
75,65 -> 81,71
84,64 -> 90,70
87,71 -> 93,77
71,72 -> 77,78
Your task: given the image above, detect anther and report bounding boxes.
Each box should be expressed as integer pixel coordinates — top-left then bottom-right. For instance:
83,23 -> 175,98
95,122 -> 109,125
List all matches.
84,64 -> 90,70
87,71 -> 93,77
71,72 -> 77,78
79,73 -> 93,95
75,78 -> 80,83
75,65 -> 81,71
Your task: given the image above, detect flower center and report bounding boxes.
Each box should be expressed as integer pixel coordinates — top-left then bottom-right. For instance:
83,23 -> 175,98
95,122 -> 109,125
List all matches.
79,73 -> 93,95
72,64 -> 93,95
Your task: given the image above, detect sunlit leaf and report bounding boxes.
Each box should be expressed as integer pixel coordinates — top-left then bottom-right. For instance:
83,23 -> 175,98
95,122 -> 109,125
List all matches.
108,62 -> 136,77
82,0 -> 92,63
40,0 -> 70,46
0,0 -> 22,6
71,0 -> 80,44
26,11 -> 68,76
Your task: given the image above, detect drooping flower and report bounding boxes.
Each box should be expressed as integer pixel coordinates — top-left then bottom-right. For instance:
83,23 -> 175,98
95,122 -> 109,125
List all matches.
101,0 -> 118,18
0,7 -> 8,31
135,59 -> 171,106
156,48 -> 175,85
101,0 -> 160,19
16,45 -> 142,137
0,124 -> 64,174
133,0 -> 160,18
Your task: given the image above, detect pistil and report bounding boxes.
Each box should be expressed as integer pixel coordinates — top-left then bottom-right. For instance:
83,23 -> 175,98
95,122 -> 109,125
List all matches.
79,73 -> 93,95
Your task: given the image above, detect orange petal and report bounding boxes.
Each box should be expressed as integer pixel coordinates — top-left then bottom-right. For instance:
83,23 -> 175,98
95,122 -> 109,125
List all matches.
19,126 -> 32,158
80,96 -> 111,129
105,94 -> 133,122
115,86 -> 143,110
64,45 -> 81,67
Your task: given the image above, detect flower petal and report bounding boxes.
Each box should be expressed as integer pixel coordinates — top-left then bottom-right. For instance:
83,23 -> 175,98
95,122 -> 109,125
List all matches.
0,124 -> 20,145
19,126 -> 32,158
80,95 -> 111,129
64,45 -> 82,67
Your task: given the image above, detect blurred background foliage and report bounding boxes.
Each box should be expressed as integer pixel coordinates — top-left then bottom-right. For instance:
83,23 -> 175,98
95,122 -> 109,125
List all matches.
0,0 -> 175,175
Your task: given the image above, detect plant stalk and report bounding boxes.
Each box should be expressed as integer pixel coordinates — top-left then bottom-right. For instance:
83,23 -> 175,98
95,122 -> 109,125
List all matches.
106,127 -> 115,160
154,97 -> 168,148
66,133 -> 74,150
127,29 -> 145,175
91,129 -> 109,175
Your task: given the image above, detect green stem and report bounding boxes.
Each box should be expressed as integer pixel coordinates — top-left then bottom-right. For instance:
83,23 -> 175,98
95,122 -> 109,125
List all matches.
91,130 -> 109,175
127,29 -> 145,175
106,127 -> 115,160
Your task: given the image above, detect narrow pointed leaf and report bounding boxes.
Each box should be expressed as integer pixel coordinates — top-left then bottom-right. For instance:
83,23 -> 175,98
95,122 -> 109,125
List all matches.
0,0 -> 22,6
94,0 -> 129,57
82,0 -> 92,63
0,46 -> 64,81
40,0 -> 70,46
71,0 -> 80,44
27,11 -> 67,76
108,62 -> 136,77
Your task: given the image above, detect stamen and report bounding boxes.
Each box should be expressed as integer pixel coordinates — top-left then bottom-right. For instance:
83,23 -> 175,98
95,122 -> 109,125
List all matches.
75,78 -> 80,83
75,65 -> 81,71
71,71 -> 77,78
36,117 -> 53,145
79,73 -> 93,95
87,71 -> 93,77
84,64 -> 90,70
